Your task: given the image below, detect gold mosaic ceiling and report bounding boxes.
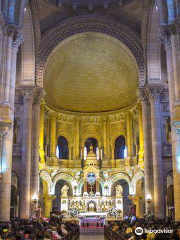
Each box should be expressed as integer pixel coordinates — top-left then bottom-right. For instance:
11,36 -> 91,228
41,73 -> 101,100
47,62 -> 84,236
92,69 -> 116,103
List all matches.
44,33 -> 139,113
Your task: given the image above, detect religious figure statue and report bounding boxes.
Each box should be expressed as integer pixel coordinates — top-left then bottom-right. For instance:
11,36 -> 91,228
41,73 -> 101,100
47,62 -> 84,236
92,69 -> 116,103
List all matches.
61,185 -> 69,197
116,185 -> 123,197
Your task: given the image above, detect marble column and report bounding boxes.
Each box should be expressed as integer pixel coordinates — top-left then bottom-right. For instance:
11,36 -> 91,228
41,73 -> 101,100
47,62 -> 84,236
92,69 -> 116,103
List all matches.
127,111 -> 133,157
3,26 -> 13,104
138,88 -> 154,213
147,86 -> 165,219
31,89 -> 44,210
19,87 -> 35,219
96,178 -> 100,193
75,117 -> 80,158
137,104 -> 144,168
39,103 -> 45,163
44,195 -> 54,217
50,112 -> 56,157
84,179 -> 87,193
103,117 -> 107,157
160,28 -> 180,221
0,30 -> 23,222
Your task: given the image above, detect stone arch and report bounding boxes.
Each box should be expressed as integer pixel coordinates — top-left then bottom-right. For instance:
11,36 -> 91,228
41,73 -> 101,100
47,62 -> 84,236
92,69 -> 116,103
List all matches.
78,176 -> 104,195
52,173 -> 77,195
110,132 -> 127,148
109,172 -> 132,194
56,132 -> 73,148
81,134 -> 102,147
39,170 -> 52,194
131,170 -> 145,195
37,15 -> 144,86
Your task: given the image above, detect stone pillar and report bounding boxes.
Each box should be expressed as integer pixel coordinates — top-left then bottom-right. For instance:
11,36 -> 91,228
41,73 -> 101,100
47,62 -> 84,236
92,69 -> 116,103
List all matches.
147,86 -> 165,219
39,103 -> 45,163
159,28 -> 175,114
111,146 -> 114,159
127,112 -> 133,157
103,117 -> 107,157
137,104 -> 144,168
0,30 -> 23,222
3,26 -> 13,104
160,28 -> 180,221
84,179 -> 87,193
44,195 -> 54,218
96,178 -> 100,193
138,88 -> 154,213
75,117 -> 80,158
129,195 -> 143,218
69,146 -> 72,159
19,87 -> 35,219
50,112 -> 56,157
31,89 -> 44,210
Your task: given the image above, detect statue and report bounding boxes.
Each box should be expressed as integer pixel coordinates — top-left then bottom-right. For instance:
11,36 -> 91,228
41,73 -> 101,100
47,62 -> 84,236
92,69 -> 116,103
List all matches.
61,185 -> 69,197
116,185 -> 123,197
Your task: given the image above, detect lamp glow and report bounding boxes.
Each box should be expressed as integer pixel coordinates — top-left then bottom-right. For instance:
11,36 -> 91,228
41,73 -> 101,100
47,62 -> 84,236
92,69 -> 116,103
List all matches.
32,193 -> 39,203
146,193 -> 152,203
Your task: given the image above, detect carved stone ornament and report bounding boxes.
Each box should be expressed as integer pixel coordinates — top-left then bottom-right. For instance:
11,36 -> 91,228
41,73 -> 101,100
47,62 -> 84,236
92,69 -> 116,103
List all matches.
12,30 -> 24,48
159,28 -> 171,50
34,87 -> 46,104
137,87 -> 148,102
146,86 -> 163,101
0,122 -> 12,138
19,86 -> 36,102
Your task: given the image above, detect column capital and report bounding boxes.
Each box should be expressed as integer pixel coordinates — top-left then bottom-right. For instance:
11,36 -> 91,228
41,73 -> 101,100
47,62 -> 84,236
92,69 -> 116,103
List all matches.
4,25 -> 15,37
137,87 -> 148,102
50,111 -> 57,118
75,116 -> 81,122
159,27 -> 172,50
12,30 -> 24,49
19,86 -> 36,102
0,122 -> 12,138
146,85 -> 163,101
34,87 -> 46,105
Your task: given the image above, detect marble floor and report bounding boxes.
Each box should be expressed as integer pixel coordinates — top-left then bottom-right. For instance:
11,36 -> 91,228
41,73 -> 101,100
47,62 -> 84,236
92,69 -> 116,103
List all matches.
80,235 -> 106,240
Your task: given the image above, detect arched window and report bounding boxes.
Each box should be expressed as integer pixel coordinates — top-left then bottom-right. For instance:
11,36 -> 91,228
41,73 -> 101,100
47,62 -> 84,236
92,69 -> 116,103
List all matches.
85,138 -> 98,155
56,136 -> 69,159
115,136 -> 126,159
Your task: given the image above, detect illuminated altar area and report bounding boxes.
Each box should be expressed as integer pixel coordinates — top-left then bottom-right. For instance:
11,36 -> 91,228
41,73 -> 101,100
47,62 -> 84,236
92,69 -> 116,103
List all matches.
58,145 -> 123,216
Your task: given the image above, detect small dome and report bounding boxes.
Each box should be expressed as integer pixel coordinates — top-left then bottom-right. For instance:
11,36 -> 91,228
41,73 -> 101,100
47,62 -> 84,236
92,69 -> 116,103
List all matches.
85,144 -> 99,168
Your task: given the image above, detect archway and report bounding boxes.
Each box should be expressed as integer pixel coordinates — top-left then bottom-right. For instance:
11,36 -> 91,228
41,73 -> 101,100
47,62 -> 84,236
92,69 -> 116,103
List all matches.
114,135 -> 126,159
112,179 -> 131,215
53,179 -> 73,211
56,136 -> 69,159
87,201 -> 97,212
85,138 -> 98,155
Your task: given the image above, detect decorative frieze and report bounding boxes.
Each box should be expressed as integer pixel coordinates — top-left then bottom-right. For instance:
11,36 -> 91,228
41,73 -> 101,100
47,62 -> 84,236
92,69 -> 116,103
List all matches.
82,124 -> 101,136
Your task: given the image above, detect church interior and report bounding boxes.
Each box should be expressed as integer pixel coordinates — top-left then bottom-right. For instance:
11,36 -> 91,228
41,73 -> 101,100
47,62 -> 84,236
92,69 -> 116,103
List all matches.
0,0 -> 180,239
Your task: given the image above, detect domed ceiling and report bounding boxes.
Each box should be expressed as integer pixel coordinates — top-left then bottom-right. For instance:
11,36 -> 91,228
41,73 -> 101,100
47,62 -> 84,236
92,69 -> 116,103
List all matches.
44,33 -> 139,114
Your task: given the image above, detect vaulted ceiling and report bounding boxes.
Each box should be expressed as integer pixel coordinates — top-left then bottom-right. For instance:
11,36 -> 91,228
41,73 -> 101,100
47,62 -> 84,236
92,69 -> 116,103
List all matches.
37,0 -> 144,35
44,33 -> 139,113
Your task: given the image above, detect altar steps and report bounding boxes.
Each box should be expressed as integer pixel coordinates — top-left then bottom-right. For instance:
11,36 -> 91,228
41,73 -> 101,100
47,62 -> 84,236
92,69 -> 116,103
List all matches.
80,227 -> 104,235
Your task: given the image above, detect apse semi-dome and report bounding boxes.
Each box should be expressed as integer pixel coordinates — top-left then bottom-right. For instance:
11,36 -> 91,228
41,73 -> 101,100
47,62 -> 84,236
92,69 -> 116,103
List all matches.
44,32 -> 139,114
